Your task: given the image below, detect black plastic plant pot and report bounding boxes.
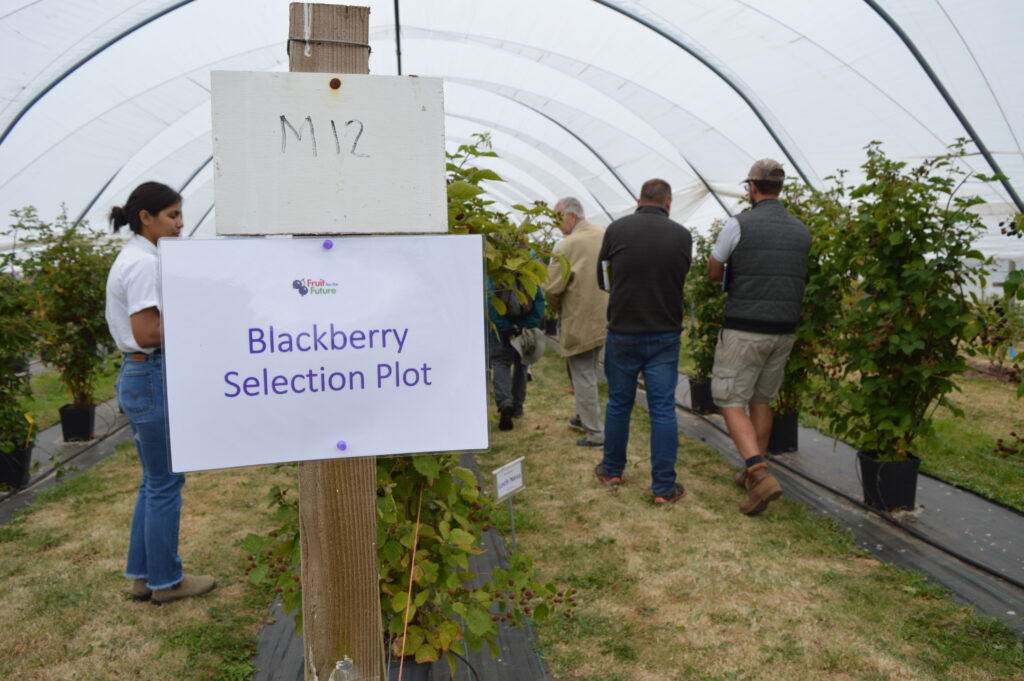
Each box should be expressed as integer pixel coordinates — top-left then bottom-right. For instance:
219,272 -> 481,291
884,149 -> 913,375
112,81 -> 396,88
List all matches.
768,411 -> 799,454
59,404 -> 96,442
387,658 -> 430,681
0,446 -> 32,490
857,451 -> 921,512
689,377 -> 717,414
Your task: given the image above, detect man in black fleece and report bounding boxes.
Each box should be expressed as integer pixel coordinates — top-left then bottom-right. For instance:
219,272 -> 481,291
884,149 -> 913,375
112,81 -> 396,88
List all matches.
594,179 -> 692,505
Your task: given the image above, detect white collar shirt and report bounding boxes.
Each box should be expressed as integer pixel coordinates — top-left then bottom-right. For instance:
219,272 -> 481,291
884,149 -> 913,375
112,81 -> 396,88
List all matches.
105,233 -> 161,354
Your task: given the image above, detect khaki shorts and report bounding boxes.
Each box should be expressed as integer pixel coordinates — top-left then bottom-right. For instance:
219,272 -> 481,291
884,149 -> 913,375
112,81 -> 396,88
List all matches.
711,329 -> 795,408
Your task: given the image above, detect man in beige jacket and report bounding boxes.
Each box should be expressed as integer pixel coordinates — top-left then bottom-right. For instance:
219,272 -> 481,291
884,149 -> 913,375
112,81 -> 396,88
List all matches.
544,197 -> 609,446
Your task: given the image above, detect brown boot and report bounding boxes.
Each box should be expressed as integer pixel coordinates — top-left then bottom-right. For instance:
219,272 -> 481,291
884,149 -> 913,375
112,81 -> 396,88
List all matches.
129,578 -> 151,601
739,463 -> 782,516
733,468 -> 747,489
151,574 -> 216,605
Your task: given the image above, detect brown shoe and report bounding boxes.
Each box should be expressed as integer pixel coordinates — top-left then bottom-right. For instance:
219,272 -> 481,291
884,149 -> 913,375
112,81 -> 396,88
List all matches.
129,578 -> 151,601
151,574 -> 216,604
733,468 -> 747,489
739,463 -> 782,516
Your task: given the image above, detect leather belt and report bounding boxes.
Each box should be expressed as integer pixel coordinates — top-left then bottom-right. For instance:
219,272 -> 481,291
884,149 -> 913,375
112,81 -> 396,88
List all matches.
127,349 -> 161,362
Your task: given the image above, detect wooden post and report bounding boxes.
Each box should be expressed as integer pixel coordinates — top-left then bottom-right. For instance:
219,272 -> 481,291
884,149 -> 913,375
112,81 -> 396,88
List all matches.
288,5 -> 383,681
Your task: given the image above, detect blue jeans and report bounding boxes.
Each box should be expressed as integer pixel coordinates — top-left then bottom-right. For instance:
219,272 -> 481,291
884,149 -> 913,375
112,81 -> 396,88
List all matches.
601,331 -> 680,497
118,353 -> 185,590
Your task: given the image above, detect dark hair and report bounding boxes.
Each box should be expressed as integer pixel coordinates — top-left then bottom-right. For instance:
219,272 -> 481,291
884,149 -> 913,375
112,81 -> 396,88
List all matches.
109,182 -> 182,234
639,178 -> 672,204
751,179 -> 783,196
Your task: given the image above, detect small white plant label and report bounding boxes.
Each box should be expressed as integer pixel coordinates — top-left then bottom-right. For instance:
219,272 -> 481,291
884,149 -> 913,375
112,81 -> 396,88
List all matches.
493,457 -> 526,502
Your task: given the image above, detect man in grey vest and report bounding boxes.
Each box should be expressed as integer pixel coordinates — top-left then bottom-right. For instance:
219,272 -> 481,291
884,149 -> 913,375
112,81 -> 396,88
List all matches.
708,159 -> 811,515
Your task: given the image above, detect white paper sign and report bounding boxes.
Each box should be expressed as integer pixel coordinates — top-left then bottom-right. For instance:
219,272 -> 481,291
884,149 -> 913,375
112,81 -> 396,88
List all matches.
211,71 -> 447,235
493,457 -> 526,502
160,235 -> 488,472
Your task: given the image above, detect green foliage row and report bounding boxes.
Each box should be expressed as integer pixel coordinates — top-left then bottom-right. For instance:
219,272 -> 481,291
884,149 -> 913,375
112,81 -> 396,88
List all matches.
683,221 -> 724,378
821,142 -> 992,459
13,207 -> 118,407
684,140 -> 1012,458
778,174 -> 855,415
0,208 -> 117,454
0,262 -> 35,454
446,133 -> 567,316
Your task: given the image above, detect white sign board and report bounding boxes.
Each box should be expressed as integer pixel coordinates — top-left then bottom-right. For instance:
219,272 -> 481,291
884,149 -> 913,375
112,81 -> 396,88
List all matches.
493,457 -> 526,502
160,235 -> 487,472
211,71 -> 447,235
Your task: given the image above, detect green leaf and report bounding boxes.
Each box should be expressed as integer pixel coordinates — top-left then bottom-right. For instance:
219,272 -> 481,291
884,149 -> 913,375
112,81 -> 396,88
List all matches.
415,642 -> 440,663
438,620 -> 460,649
1004,270 -> 1024,300
452,467 -> 478,488
447,181 -> 484,201
417,559 -> 439,584
391,590 -> 408,613
412,455 -> 440,479
405,625 -> 425,653
449,528 -> 475,547
465,606 -> 493,637
469,168 -> 503,183
381,540 -> 402,567
239,534 -> 265,554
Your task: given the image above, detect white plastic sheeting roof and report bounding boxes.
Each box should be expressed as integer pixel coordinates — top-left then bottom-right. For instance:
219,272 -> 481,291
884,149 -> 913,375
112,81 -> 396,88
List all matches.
1,0 -> 1022,259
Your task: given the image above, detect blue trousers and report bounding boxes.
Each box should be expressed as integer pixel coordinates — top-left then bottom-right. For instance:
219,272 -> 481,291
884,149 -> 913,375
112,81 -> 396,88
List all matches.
601,331 -> 680,497
118,353 -> 185,590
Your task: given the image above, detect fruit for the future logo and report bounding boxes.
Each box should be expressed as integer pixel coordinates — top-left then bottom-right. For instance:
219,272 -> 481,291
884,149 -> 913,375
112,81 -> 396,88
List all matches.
292,278 -> 338,296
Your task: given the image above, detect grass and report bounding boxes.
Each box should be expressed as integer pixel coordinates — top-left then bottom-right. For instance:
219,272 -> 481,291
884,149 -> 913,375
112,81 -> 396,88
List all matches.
0,440 -> 294,680
916,374 -> 1024,510
2,348 -> 1021,679
20,355 -> 121,431
482,350 -> 1024,681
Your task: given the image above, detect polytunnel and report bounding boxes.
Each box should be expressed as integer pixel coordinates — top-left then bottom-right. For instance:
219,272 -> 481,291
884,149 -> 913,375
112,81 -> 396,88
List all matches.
1,0 -> 1022,266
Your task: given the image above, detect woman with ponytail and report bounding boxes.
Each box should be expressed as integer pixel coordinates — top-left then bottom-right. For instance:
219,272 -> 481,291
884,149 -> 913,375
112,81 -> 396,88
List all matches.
105,182 -> 215,604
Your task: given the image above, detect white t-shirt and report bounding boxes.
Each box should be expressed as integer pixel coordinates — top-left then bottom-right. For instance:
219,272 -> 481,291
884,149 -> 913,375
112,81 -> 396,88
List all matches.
711,216 -> 741,263
105,233 -> 160,354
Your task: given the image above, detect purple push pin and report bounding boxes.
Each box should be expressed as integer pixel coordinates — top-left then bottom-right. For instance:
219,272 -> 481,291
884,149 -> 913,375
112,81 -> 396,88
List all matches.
322,239 -> 333,250
336,440 -> 347,451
